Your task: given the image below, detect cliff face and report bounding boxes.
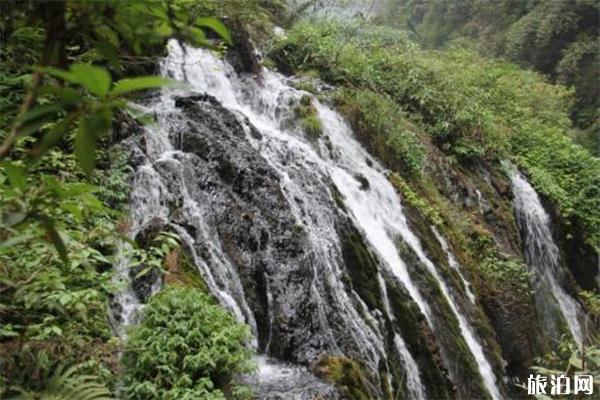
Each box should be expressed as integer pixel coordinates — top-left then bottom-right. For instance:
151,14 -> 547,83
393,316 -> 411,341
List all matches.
111,35 -> 597,399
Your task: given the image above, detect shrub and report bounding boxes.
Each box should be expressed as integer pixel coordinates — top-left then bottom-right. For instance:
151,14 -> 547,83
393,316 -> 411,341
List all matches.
122,286 -> 254,400
389,173 -> 442,225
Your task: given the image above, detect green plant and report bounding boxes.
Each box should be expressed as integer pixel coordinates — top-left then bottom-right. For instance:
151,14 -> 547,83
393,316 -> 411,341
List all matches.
517,338 -> 600,399
294,95 -> 323,138
131,231 -> 180,280
334,89 -> 424,175
0,1 -> 240,396
314,355 -> 372,400
8,364 -> 114,400
479,256 -> 532,297
274,20 -> 600,251
122,286 -> 254,400
0,152 -> 120,391
389,173 -> 442,225
380,0 -> 599,139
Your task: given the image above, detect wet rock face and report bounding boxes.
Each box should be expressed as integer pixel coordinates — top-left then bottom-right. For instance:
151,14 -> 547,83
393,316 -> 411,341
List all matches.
538,193 -> 598,291
172,95 -> 327,359
124,93 -> 461,398
130,218 -> 166,303
124,93 -> 385,376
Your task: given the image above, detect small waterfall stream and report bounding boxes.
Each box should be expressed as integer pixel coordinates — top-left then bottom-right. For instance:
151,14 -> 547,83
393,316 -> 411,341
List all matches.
318,106 -> 501,399
432,226 -> 477,304
510,169 -> 584,345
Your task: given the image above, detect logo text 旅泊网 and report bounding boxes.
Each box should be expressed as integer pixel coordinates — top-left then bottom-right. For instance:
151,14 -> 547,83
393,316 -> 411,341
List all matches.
527,374 -> 594,396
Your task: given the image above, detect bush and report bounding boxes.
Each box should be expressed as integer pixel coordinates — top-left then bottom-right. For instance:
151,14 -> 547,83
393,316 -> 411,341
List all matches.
0,151 -> 121,395
122,286 -> 254,400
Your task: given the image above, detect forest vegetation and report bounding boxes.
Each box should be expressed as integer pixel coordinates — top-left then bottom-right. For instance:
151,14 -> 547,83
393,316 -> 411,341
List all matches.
0,0 -> 598,399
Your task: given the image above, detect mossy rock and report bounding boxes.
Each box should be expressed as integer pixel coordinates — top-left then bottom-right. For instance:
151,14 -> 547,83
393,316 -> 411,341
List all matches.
313,355 -> 373,400
340,224 -> 384,312
393,238 -> 491,399
330,184 -> 347,212
294,95 -> 323,138
163,245 -> 207,291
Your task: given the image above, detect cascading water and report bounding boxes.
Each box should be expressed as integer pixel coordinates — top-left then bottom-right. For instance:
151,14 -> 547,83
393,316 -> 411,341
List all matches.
111,123 -> 171,331
113,39 -> 509,398
510,169 -> 584,345
432,226 -> 477,304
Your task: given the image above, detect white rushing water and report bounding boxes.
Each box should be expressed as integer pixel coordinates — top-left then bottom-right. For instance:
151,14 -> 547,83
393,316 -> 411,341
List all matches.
432,226 -> 477,304
318,104 -> 500,399
393,334 -> 426,400
111,133 -> 169,330
510,169 -> 584,345
112,40 -> 508,398
112,87 -> 258,335
162,42 -> 426,397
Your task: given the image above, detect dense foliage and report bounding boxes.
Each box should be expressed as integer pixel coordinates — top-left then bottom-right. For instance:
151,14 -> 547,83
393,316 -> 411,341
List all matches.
334,89 -> 425,175
272,20 -> 600,250
379,0 -> 599,153
0,0 -> 269,397
0,149 -> 124,395
122,286 -> 254,400
1,0 -> 598,398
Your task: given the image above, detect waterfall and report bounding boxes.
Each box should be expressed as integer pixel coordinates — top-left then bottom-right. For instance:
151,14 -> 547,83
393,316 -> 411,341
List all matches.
110,124 -> 171,330
317,104 -> 500,399
432,226 -> 477,304
111,39 -> 512,397
161,42 -> 428,395
510,169 -> 584,345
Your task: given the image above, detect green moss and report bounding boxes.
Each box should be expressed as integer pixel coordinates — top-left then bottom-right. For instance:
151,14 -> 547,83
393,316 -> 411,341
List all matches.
340,226 -> 384,312
294,95 -> 323,138
314,355 -> 372,400
292,78 -> 319,94
164,246 -> 207,292
330,184 -> 347,211
384,279 -> 456,399
389,173 -> 443,226
334,89 -> 425,175
300,114 -> 323,138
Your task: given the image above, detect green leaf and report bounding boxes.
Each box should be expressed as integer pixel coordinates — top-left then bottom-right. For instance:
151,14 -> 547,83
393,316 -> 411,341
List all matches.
197,17 -> 232,44
35,66 -> 80,84
16,113 -> 57,138
3,161 -> 27,190
39,214 -> 68,263
38,85 -> 82,103
185,26 -> 208,46
19,103 -> 64,123
32,113 -> 77,156
93,39 -> 121,72
0,233 -> 32,249
135,266 -> 154,279
61,182 -> 98,197
74,117 -> 97,175
3,212 -> 27,227
70,64 -> 111,97
110,76 -> 171,96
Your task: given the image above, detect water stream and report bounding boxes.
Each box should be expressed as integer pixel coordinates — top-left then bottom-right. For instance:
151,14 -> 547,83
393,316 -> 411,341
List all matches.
510,169 -> 584,345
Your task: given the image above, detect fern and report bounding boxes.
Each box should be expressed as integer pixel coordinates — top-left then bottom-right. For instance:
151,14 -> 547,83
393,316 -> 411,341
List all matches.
9,364 -> 114,400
